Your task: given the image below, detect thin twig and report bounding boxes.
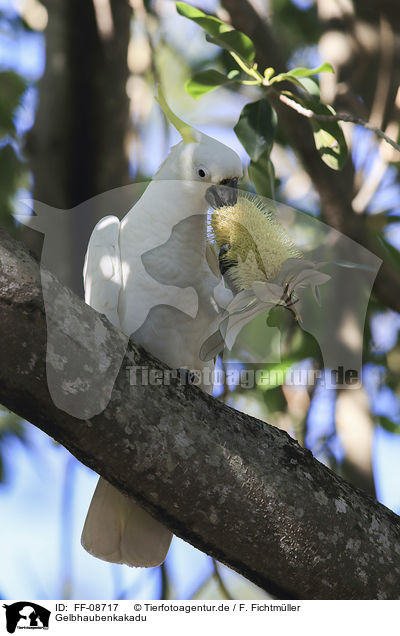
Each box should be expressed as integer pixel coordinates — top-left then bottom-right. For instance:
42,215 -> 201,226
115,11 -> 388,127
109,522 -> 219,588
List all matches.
159,562 -> 170,600
278,92 -> 400,154
212,559 -> 233,600
190,570 -> 215,600
59,456 -> 76,599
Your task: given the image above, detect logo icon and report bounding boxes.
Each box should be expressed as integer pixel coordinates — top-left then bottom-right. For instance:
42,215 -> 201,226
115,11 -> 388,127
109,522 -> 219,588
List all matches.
2,602 -> 50,633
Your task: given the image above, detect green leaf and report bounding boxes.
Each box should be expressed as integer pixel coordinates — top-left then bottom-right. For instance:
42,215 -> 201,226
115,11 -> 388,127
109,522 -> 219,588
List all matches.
257,360 -> 298,391
295,76 -> 320,101
0,71 -> 27,137
377,415 -> 400,434
176,2 -> 255,63
234,99 -> 277,162
185,69 -> 239,99
248,153 -> 276,198
271,62 -> 334,84
176,2 -> 230,37
275,91 -> 346,170
376,233 -> 400,271
0,143 -> 24,228
263,385 -> 286,410
271,74 -> 321,99
285,62 -> 334,77
310,102 -> 348,170
205,31 -> 255,63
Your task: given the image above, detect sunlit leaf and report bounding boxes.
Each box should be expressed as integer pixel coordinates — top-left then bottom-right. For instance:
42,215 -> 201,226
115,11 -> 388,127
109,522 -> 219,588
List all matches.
295,76 -> 320,100
176,2 -> 255,63
286,62 -> 333,76
271,62 -> 334,84
310,102 -> 348,171
185,69 -> 239,99
257,360 -> 298,391
176,2 -> 230,35
205,31 -> 255,63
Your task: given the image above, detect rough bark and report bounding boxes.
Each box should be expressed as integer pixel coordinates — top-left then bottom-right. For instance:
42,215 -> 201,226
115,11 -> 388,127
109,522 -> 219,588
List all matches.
1,229 -> 400,600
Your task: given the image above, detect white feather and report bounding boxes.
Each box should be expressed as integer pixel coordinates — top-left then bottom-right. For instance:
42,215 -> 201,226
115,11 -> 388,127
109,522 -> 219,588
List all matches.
81,133 -> 242,567
82,479 -> 172,567
83,215 -> 122,327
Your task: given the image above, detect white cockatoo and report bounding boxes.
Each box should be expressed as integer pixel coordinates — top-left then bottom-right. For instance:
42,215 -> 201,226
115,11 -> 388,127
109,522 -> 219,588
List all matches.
81,91 -> 242,567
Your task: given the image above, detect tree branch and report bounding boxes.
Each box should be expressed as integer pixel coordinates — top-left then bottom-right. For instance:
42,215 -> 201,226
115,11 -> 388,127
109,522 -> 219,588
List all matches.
1,230 -> 400,599
353,0 -> 400,28
277,92 -> 400,154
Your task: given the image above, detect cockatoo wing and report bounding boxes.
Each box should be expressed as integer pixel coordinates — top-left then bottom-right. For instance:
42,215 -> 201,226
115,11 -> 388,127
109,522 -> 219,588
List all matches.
83,215 -> 122,327
82,214 -> 173,568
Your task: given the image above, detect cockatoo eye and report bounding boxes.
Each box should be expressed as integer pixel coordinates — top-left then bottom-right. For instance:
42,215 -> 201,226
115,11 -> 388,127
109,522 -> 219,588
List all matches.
197,166 -> 209,179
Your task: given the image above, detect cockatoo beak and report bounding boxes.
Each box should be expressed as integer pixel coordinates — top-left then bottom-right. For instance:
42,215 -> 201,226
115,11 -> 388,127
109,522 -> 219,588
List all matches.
205,178 -> 238,209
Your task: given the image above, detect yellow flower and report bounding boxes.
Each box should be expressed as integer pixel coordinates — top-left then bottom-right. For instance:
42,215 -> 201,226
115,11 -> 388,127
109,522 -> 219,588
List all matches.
209,193 -> 302,290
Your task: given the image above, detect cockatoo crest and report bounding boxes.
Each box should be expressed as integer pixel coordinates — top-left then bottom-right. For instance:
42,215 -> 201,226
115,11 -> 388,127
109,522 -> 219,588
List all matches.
155,86 -> 242,185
